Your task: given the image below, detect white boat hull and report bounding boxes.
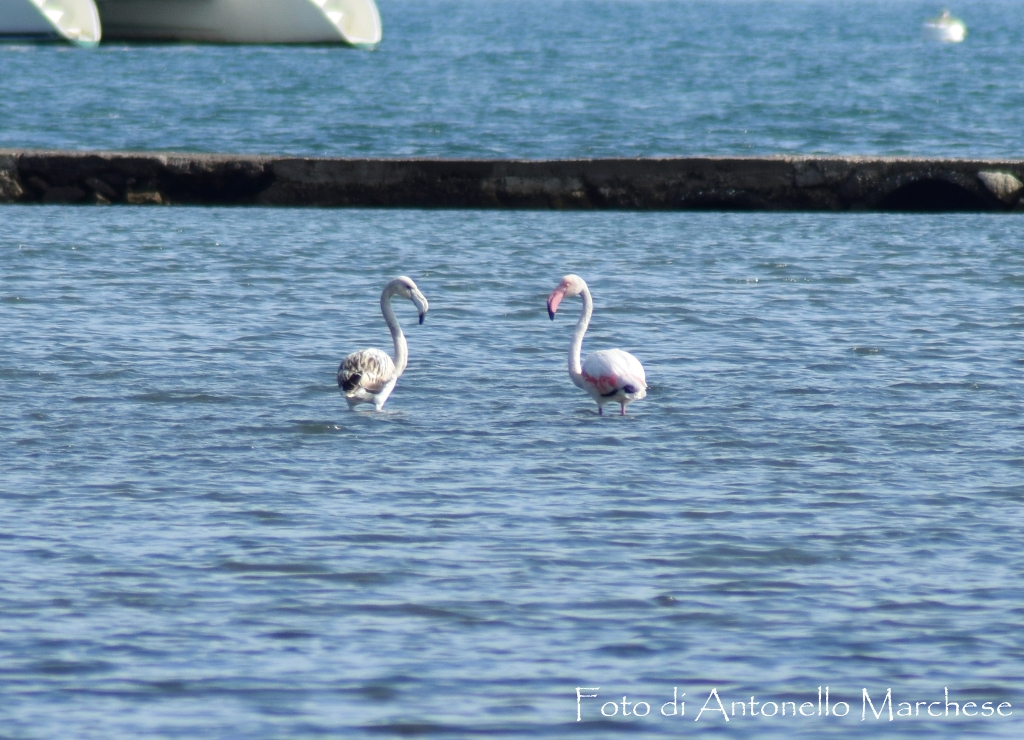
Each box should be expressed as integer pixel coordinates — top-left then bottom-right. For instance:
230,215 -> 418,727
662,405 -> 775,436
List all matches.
0,0 -> 101,45
95,0 -> 380,47
0,0 -> 380,47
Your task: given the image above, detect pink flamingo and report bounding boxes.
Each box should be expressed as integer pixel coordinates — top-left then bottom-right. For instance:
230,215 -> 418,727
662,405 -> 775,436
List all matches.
547,274 -> 647,415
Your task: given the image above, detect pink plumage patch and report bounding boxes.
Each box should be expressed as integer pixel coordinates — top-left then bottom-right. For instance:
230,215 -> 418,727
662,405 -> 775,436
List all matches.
581,371 -> 620,394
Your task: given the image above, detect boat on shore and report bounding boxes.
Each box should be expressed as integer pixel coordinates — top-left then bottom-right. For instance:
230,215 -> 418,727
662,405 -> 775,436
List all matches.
0,0 -> 381,48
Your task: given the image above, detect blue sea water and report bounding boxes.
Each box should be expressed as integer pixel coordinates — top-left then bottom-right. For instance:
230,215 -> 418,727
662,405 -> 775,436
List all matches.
2,2 -> 1024,739
1,0 -> 1023,158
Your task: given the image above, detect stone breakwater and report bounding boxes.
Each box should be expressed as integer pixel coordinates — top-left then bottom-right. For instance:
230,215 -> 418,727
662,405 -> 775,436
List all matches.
1,150 -> 1023,211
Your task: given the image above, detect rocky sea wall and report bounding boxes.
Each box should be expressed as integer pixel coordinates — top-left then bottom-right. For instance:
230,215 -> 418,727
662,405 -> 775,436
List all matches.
2,150 -> 1023,211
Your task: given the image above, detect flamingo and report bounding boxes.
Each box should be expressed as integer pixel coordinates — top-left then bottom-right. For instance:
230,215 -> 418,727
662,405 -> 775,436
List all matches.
338,276 -> 429,410
547,274 -> 647,415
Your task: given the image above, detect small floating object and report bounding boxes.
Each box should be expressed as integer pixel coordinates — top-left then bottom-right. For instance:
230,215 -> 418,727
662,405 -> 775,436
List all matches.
0,0 -> 101,47
923,10 -> 966,43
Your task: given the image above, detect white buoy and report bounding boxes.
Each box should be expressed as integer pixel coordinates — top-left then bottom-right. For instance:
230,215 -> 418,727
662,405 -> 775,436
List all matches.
923,10 -> 966,43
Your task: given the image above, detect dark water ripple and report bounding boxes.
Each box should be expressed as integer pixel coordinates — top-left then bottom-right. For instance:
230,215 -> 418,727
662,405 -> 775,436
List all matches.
1,207 -> 1022,737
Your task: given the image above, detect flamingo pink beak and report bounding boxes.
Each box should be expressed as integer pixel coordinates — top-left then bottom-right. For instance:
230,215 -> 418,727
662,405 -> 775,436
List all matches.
547,284 -> 567,320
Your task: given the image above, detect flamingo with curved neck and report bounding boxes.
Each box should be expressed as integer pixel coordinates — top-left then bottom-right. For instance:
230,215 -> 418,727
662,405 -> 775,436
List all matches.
547,274 -> 647,415
338,276 -> 429,410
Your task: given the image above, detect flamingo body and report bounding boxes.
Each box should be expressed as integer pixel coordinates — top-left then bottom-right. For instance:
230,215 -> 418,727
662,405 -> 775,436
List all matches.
547,274 -> 647,415
339,348 -> 398,409
580,348 -> 647,412
338,276 -> 428,411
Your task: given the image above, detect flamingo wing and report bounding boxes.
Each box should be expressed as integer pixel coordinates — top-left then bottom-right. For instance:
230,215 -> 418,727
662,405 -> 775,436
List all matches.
581,349 -> 647,396
338,348 -> 395,395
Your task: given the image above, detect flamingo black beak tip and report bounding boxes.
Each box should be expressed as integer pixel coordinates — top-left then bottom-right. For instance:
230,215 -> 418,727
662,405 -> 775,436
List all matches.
547,308 -> 555,321
419,313 -> 425,325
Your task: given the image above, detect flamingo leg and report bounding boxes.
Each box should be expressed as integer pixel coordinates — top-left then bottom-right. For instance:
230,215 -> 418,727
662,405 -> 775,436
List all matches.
620,403 -> 626,416
598,406 -> 603,416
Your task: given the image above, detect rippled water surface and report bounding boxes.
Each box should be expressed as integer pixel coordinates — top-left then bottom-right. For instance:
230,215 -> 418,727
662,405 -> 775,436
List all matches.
2,207 -> 1023,737
2,0 -> 1024,157
3,0 -> 1024,737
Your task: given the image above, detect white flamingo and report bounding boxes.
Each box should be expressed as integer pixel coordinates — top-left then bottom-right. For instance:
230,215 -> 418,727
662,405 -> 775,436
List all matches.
338,276 -> 429,410
547,274 -> 647,415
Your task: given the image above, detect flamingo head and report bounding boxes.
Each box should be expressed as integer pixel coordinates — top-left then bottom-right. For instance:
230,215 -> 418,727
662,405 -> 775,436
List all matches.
547,274 -> 587,320
393,276 -> 429,324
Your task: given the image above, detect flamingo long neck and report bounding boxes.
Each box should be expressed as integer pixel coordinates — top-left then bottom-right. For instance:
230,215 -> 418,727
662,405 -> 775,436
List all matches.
568,287 -> 592,388
381,287 -> 408,377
